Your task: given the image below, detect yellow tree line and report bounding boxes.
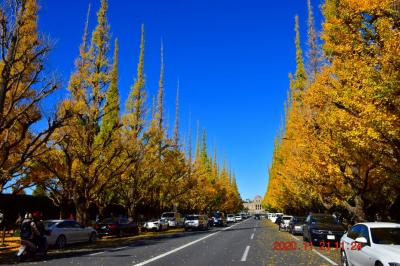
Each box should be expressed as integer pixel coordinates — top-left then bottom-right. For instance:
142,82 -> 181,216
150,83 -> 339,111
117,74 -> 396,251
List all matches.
263,0 -> 400,222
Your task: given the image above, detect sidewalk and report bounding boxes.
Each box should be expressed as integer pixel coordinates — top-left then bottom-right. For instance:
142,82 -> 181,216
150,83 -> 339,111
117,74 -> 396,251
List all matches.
0,233 -> 19,253
0,227 -> 184,254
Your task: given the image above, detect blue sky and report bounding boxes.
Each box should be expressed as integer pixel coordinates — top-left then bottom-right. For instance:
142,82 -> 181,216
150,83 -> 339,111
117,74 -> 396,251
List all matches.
37,0 -> 323,200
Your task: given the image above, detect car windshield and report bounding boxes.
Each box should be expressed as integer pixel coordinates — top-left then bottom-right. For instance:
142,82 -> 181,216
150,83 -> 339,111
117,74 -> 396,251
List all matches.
186,216 -> 199,220
162,213 -> 175,218
43,221 -> 57,228
101,218 -> 118,223
283,217 -> 291,220
228,214 -> 234,217
312,215 -> 338,224
294,217 -> 305,224
371,227 -> 400,245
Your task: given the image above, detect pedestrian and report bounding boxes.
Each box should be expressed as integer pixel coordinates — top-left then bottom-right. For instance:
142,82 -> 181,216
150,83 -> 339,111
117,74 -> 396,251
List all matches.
0,210 -> 4,226
14,212 -> 23,236
375,213 -> 382,222
0,210 -> 5,245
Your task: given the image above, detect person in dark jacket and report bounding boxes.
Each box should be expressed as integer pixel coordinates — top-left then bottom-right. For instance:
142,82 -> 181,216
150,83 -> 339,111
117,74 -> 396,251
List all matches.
29,211 -> 48,252
275,215 -> 283,231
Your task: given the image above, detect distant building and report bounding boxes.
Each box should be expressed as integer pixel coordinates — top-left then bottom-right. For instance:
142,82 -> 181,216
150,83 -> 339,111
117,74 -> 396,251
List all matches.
243,195 -> 264,215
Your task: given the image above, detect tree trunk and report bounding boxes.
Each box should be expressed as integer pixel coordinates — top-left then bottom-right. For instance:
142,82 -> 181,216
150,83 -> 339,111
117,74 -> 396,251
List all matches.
342,196 -> 367,223
75,200 -> 90,225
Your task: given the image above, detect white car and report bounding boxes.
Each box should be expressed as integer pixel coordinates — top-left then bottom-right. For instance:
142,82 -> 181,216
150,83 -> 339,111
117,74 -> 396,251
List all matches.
235,215 -> 242,222
340,222 -> 400,266
143,219 -> 169,231
44,220 -> 97,249
279,215 -> 293,231
227,214 -> 236,223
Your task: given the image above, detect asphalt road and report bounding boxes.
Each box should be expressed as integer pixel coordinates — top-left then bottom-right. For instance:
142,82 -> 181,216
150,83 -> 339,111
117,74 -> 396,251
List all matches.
1,218 -> 343,265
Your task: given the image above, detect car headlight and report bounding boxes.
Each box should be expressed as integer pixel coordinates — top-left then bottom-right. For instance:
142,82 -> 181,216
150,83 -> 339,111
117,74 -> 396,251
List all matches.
389,263 -> 400,266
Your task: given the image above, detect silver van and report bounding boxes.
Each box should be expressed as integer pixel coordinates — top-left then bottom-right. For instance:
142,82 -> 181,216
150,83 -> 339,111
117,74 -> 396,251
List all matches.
161,212 -> 184,227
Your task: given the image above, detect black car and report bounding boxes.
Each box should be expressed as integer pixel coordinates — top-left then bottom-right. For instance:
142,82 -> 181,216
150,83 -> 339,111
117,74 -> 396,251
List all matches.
254,214 -> 261,220
95,217 -> 139,238
213,212 -> 227,227
303,214 -> 346,245
289,216 -> 305,235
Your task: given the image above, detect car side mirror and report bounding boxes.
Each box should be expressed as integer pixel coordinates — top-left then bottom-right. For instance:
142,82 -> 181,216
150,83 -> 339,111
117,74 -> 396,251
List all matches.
355,237 -> 368,244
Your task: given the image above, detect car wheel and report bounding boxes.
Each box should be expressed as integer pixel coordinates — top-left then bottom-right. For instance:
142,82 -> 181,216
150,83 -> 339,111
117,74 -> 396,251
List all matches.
341,250 -> 349,266
375,262 -> 384,266
56,235 -> 67,249
89,232 -> 97,242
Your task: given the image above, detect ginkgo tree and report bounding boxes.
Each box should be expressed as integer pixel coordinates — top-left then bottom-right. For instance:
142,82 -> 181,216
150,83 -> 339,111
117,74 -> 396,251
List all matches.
264,0 -> 400,222
0,0 -> 70,193
0,0 -> 244,224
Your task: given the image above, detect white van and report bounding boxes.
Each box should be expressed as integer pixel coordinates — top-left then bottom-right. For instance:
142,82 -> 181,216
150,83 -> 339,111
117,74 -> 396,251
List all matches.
161,212 -> 184,227
270,213 -> 283,223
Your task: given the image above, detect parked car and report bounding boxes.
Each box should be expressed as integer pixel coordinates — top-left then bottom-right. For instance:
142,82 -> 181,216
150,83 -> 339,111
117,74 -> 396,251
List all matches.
227,214 -> 236,223
235,214 -> 243,222
270,213 -> 283,223
44,220 -> 97,249
213,212 -> 227,227
340,222 -> 400,266
161,212 -> 184,227
303,213 -> 346,245
95,217 -> 139,238
289,216 -> 306,235
184,215 -> 209,231
143,218 -> 169,231
279,215 -> 293,231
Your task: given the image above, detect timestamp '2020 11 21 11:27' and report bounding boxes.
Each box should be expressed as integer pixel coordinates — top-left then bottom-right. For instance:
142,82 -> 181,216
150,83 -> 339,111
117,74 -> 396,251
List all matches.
272,241 -> 362,252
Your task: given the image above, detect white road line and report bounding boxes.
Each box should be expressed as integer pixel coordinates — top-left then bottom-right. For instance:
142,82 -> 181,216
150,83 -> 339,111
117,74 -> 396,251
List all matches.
112,246 -> 129,251
250,233 -> 254,240
312,249 -> 338,266
133,220 -> 245,266
240,245 -> 250,262
90,251 -> 105,256
288,234 -> 337,265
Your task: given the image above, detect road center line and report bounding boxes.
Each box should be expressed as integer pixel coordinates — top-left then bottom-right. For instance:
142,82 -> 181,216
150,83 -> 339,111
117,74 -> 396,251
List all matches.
132,231 -> 219,266
250,233 -> 254,240
133,221 -> 244,265
240,245 -> 250,262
